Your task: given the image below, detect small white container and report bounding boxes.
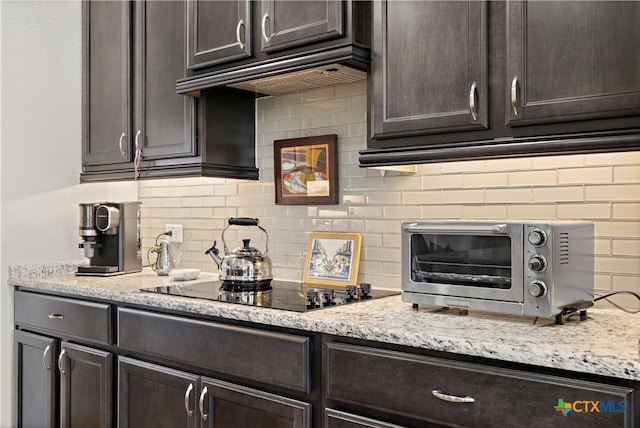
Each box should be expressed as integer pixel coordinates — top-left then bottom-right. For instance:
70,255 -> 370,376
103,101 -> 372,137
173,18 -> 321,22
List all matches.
169,268 -> 200,281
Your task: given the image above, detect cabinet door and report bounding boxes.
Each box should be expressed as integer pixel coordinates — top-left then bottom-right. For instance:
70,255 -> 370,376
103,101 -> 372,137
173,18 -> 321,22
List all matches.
135,1 -> 197,161
187,0 -> 252,69
327,342 -> 634,428
326,409 -> 405,428
58,342 -> 112,428
82,0 -> 132,165
118,357 -> 199,428
370,1 -> 488,139
16,331 -> 57,428
260,0 -> 344,53
200,377 -> 311,428
506,1 -> 640,126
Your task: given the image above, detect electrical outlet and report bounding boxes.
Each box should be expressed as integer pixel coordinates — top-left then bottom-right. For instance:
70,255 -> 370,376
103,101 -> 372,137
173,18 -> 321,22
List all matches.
165,224 -> 183,243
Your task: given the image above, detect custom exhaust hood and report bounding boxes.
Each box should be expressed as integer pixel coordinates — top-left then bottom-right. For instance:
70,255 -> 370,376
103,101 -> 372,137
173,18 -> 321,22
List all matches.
227,64 -> 366,96
176,46 -> 370,97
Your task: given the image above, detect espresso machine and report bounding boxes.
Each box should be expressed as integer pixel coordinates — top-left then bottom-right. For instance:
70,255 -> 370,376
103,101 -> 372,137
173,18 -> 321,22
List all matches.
77,202 -> 142,276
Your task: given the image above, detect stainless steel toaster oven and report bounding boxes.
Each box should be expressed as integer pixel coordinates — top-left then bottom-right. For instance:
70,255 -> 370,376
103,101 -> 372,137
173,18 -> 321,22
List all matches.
401,220 -> 594,318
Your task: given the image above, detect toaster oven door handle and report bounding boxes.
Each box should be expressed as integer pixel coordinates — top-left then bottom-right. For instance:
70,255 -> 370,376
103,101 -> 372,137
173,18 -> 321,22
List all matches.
432,389 -> 476,404
404,224 -> 508,234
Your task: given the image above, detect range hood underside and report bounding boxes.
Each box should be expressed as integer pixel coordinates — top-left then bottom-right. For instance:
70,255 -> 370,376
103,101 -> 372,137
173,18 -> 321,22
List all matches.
176,45 -> 370,96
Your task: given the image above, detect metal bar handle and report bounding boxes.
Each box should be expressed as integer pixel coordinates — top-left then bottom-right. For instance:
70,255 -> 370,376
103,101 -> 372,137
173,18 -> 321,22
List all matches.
469,82 -> 478,121
510,76 -> 519,115
404,224 -> 508,235
57,349 -> 67,375
432,389 -> 475,404
198,386 -> 208,421
236,19 -> 245,50
222,218 -> 269,256
134,130 -> 142,151
118,132 -> 127,157
43,345 -> 51,370
184,383 -> 194,417
261,13 -> 270,44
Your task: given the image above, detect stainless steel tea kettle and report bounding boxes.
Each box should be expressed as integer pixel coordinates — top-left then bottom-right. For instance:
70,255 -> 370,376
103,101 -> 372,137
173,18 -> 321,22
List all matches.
148,234 -> 175,276
205,218 -> 272,288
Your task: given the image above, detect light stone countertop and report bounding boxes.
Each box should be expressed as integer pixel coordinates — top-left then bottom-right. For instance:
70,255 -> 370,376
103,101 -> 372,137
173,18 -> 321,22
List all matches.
8,262 -> 640,382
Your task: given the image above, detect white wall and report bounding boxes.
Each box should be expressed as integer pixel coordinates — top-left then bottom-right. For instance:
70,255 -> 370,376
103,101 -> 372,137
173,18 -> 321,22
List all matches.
140,83 -> 640,310
0,2 -> 137,426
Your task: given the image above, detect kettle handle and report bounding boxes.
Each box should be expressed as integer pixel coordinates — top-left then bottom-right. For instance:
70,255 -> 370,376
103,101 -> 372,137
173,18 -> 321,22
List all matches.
221,218 -> 269,256
228,217 -> 259,227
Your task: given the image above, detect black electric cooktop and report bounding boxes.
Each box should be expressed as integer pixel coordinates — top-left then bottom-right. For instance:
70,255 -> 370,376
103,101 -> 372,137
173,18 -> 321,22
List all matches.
140,280 -> 399,312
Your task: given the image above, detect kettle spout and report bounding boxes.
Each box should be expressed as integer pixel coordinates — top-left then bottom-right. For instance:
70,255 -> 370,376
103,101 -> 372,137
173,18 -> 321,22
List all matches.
204,241 -> 222,268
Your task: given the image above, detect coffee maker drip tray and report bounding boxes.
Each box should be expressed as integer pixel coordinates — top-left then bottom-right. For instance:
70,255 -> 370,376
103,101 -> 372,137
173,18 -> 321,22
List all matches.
140,280 -> 399,313
76,265 -> 130,276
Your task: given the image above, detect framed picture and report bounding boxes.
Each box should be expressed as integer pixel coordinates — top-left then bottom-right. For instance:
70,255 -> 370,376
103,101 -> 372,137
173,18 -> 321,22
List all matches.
274,135 -> 338,205
303,232 -> 362,288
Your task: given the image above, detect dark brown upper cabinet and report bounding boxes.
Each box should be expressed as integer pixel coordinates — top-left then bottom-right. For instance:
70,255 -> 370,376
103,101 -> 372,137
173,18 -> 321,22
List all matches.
82,1 -> 258,182
82,1 -> 195,180
176,0 -> 369,95
506,0 -> 640,126
187,0 -> 252,69
260,0 -> 344,53
135,1 -> 197,161
370,0 -> 488,139
82,0 -> 131,167
360,0 -> 640,167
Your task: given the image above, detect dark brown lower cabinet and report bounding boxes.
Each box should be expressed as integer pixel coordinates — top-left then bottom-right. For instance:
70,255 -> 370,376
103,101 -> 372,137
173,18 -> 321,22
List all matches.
326,409 -> 405,428
16,331 -> 112,428
16,331 -> 57,428
118,357 -> 311,428
326,342 -> 635,428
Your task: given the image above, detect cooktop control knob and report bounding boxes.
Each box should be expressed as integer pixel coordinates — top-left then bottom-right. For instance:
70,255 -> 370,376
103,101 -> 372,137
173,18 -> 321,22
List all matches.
528,255 -> 547,272
528,229 -> 547,246
528,280 -> 548,298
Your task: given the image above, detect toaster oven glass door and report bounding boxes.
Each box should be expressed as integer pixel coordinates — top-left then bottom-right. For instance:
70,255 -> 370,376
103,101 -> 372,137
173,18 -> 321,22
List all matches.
405,225 -> 524,302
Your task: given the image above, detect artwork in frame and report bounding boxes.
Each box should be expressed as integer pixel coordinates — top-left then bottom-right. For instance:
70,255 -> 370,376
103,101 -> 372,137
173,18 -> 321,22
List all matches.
303,232 -> 362,289
274,135 -> 338,205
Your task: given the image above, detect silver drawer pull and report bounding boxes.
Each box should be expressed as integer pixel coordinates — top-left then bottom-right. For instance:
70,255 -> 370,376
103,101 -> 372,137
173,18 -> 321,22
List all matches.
510,76 -> 519,115
199,386 -> 208,421
236,19 -> 245,50
43,345 -> 51,370
184,383 -> 194,417
469,81 -> 478,121
261,13 -> 270,44
58,349 -> 67,375
48,314 -> 64,320
432,389 -> 475,403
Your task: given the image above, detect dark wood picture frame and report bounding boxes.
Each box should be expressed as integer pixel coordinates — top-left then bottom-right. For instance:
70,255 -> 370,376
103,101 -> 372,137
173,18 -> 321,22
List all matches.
274,135 -> 338,205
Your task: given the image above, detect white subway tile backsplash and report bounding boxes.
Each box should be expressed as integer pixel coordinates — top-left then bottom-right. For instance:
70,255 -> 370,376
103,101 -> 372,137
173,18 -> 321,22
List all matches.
585,184 -> 640,201
557,203 -> 611,220
462,172 -> 508,188
532,186 -> 584,203
508,170 -> 557,186
558,167 -> 612,184
506,204 -> 556,219
137,83 -> 640,306
461,204 -> 508,219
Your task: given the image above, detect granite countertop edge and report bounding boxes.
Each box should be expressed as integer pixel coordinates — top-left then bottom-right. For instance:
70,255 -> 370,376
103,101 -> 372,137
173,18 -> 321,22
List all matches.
8,263 -> 640,382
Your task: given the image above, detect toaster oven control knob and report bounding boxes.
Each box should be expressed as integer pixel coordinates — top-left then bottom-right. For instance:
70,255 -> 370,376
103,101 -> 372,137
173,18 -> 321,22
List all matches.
527,255 -> 547,272
528,280 -> 548,298
528,229 -> 547,246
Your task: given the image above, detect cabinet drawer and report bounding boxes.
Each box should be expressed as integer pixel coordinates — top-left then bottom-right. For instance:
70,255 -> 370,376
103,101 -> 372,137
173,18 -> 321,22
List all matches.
118,308 -> 311,392
326,343 -> 634,428
14,290 -> 112,346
